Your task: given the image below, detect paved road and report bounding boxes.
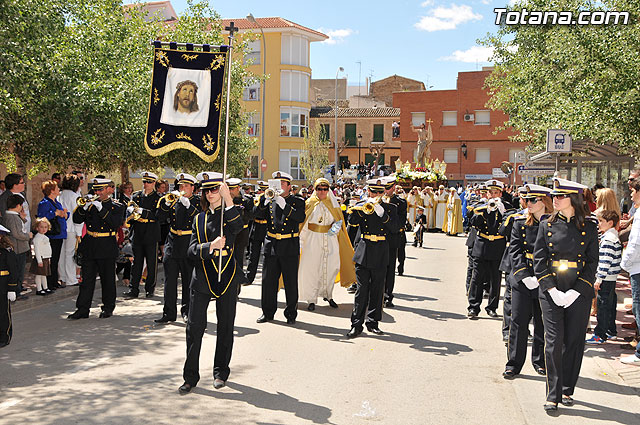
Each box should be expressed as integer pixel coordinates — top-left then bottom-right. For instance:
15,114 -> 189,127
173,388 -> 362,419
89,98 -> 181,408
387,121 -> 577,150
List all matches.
1,233 -> 639,424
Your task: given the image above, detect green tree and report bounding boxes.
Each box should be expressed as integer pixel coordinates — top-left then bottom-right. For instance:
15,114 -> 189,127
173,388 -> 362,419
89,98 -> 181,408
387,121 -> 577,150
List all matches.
300,123 -> 330,184
482,0 -> 640,153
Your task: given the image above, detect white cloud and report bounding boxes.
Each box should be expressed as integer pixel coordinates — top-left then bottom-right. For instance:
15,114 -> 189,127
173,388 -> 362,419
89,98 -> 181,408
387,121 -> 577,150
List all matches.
481,0 -> 492,4
439,45 -> 494,63
421,0 -> 434,6
415,4 -> 483,32
318,28 -> 355,45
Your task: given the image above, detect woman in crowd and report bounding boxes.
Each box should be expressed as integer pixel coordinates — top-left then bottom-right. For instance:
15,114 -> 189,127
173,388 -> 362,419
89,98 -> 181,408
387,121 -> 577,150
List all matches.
58,174 -> 82,286
36,180 -> 69,290
533,178 -> 598,413
118,181 -> 134,204
595,187 -> 620,217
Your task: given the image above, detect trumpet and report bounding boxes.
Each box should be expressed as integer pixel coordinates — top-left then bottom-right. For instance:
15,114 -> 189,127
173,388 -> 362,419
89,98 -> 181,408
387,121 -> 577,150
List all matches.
264,188 -> 282,200
76,195 -> 99,207
162,191 -> 186,204
354,196 -> 381,215
124,200 -> 141,228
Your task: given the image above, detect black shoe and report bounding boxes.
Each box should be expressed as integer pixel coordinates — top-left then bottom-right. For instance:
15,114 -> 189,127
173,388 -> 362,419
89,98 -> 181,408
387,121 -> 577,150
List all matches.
178,383 -> 193,394
561,396 -> 574,406
384,300 -> 395,308
535,367 -> 546,376
347,327 -> 362,339
544,402 -> 558,412
307,303 -> 315,311
286,317 -> 296,325
467,311 -> 479,320
242,280 -> 253,286
328,299 -> 338,308
99,311 -> 112,319
256,315 -> 271,323
397,269 -> 403,276
367,327 -> 384,335
36,290 -> 47,296
502,370 -> 516,380
346,284 -> 357,294
213,379 -> 225,389
67,310 -> 89,320
154,315 -> 174,323
145,292 -> 154,298
486,309 -> 498,318
123,291 -> 139,298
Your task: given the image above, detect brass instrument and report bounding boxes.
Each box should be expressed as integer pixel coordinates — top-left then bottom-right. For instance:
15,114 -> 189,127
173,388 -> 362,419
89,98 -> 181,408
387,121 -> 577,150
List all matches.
162,191 -> 186,204
124,200 -> 141,228
76,195 -> 99,207
353,196 -> 381,215
264,188 -> 276,200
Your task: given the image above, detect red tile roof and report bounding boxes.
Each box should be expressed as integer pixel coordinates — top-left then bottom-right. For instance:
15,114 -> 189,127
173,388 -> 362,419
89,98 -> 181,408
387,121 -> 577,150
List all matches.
221,17 -> 328,40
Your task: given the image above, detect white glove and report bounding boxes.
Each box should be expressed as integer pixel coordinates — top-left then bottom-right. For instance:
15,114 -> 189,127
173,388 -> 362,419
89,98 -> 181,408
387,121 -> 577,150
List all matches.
522,276 -> 539,290
275,196 -> 286,209
494,198 -> 506,215
91,200 -> 102,211
548,287 -> 567,307
563,289 -> 581,309
126,206 -> 134,215
84,201 -> 92,211
179,196 -> 190,208
374,203 -> 384,217
135,207 -> 143,215
7,292 -> 16,302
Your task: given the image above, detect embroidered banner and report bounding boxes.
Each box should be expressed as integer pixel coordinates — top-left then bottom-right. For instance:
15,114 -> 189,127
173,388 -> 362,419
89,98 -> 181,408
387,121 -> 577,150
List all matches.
144,46 -> 227,162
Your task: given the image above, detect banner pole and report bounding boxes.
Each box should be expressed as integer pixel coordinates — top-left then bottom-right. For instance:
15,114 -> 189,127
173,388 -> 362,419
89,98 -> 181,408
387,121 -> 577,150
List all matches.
219,22 -> 238,281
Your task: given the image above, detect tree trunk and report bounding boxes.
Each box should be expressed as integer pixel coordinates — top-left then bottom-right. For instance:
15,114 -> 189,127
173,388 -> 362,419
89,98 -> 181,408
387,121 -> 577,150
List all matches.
120,162 -> 130,183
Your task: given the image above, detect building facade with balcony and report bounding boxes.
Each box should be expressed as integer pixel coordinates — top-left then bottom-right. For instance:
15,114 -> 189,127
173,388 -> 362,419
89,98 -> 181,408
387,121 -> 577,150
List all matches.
393,69 -> 528,186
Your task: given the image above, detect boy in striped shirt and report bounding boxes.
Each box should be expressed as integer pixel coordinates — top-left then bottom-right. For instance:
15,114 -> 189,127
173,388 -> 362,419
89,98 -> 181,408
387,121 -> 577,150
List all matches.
587,210 -> 623,344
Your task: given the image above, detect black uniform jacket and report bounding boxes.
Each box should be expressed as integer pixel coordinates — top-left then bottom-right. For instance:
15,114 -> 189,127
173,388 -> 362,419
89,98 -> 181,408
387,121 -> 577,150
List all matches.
188,205 -> 243,298
533,214 -> 598,299
0,247 -> 18,294
157,195 -> 200,260
130,190 -> 161,244
73,198 -> 126,259
507,214 -> 547,290
498,209 -> 522,273
470,204 -> 507,261
349,200 -> 398,269
256,194 -> 306,257
388,194 -> 407,235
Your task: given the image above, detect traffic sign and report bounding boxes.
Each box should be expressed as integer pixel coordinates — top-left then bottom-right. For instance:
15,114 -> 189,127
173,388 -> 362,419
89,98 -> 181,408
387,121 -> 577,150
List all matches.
546,129 -> 572,153
260,159 -> 267,171
492,168 -> 508,178
517,165 -> 555,176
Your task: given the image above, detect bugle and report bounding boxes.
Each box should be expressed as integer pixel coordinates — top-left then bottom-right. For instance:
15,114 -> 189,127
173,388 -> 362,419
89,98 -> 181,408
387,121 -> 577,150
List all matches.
124,200 -> 141,227
162,191 -> 186,204
76,195 -> 99,207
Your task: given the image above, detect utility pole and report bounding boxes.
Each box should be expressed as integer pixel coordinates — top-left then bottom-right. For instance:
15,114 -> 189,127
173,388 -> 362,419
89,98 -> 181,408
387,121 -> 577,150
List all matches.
356,60 -> 361,107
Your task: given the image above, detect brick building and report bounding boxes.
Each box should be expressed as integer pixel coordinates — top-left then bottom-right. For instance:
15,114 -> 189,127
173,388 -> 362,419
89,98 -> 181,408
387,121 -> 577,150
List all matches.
393,69 -> 527,186
371,75 -> 425,106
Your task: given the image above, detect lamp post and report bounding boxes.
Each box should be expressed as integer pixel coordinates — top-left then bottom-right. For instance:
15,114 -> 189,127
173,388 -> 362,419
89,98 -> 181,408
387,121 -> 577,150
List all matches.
247,13 -> 266,180
357,133 -> 363,165
334,66 -> 344,182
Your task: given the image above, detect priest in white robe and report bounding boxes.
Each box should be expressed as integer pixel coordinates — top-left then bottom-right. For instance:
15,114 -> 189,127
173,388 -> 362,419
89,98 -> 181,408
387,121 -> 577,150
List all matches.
434,185 -> 448,230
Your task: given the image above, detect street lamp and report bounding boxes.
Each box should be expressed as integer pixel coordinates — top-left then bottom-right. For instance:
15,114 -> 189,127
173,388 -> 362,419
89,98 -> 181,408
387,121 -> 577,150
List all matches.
357,133 -> 363,165
460,142 -> 467,159
334,66 -> 344,182
247,13 -> 266,180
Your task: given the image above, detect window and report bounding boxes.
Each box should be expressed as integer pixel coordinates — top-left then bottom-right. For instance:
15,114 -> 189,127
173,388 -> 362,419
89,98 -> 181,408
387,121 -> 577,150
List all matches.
320,124 -> 330,141
475,110 -> 490,125
373,124 -> 384,142
280,70 -> 309,102
345,123 -> 357,146
280,107 -> 309,138
442,111 -> 457,126
281,34 -> 309,67
242,78 -> 260,101
444,148 -> 458,164
244,40 -> 261,65
411,112 -> 425,127
279,149 -> 305,180
246,112 -> 260,137
476,148 -> 490,163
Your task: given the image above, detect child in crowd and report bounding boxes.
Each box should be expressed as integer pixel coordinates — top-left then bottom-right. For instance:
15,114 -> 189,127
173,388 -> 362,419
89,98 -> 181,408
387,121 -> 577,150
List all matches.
1,194 -> 32,297
0,224 -> 18,348
31,218 -> 53,296
587,210 -> 623,344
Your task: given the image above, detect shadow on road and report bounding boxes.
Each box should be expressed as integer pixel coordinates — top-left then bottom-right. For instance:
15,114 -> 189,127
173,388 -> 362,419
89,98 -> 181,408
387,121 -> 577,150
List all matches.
393,293 -> 438,302
391,304 -> 468,322
400,274 -> 441,282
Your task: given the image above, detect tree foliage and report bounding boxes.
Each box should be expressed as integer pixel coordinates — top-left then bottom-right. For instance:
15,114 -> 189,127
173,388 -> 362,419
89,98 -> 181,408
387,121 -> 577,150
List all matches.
300,124 -> 330,184
0,0 -> 255,179
482,0 -> 640,154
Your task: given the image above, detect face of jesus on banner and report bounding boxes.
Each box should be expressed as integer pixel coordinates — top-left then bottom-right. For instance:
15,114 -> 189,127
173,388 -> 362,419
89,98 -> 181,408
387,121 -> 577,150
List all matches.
174,80 -> 199,114
160,67 -> 211,128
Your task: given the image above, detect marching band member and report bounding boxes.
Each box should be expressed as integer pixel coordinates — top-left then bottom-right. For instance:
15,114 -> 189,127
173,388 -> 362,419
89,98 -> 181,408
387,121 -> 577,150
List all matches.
255,171 -> 305,325
124,171 -> 161,299
155,173 -> 200,323
179,173 -> 244,393
68,178 -> 125,319
298,178 -> 356,311
227,178 -> 253,287
246,180 -> 269,285
533,178 -> 597,412
503,184 -> 551,380
467,180 -> 508,319
383,177 -> 405,303
0,224 -> 18,347
347,178 -> 398,338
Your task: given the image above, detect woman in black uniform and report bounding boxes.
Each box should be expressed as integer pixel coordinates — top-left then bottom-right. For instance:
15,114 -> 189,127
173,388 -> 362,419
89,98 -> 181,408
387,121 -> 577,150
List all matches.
179,172 -> 244,394
533,178 -> 598,412
503,184 -> 552,379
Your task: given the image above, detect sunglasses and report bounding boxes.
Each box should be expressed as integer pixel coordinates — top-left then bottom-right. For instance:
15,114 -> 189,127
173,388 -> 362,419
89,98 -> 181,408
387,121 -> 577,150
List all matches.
551,194 -> 569,200
525,198 -> 540,204
203,187 -> 220,194
316,187 -> 329,192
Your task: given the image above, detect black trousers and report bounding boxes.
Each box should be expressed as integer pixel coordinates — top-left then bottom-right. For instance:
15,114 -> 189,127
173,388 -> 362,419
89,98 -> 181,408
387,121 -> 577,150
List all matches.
261,254 -> 298,320
539,292 -> 591,403
594,280 -> 617,339
506,282 -> 545,374
130,242 -> 158,295
465,249 -> 473,294
246,224 -> 267,283
413,225 -> 424,247
234,232 -> 249,287
163,257 -> 193,319
351,265 -> 386,329
467,257 -> 501,314
0,292 -> 12,346
76,257 -> 116,314
384,233 -> 399,302
397,231 -> 406,274
183,284 -> 238,386
502,275 -> 513,339
47,238 -> 63,289
116,261 -> 131,280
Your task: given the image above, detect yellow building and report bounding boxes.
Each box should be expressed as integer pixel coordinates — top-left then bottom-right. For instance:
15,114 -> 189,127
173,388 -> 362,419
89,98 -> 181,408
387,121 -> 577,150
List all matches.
222,18 -> 327,182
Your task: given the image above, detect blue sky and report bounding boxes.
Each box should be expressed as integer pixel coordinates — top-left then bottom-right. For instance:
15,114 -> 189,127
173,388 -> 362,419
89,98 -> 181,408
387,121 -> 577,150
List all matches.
136,0 -> 515,90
